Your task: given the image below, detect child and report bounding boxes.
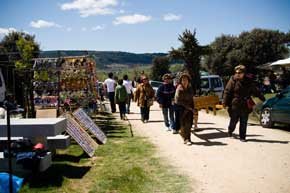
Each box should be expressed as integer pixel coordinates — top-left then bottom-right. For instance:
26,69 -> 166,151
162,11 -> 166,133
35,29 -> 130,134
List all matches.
115,79 -> 128,120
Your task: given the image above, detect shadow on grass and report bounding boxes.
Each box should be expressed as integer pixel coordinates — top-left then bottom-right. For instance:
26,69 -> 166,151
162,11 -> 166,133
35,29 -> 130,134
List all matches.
53,152 -> 88,163
25,164 -> 91,188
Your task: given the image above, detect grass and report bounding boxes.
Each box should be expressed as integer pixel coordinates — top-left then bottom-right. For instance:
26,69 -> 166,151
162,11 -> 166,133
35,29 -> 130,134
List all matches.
19,113 -> 191,193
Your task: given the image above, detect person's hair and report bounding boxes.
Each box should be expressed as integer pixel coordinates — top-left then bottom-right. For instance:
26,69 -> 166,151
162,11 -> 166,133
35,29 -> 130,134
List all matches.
123,75 -> 128,80
118,79 -> 123,85
108,72 -> 113,78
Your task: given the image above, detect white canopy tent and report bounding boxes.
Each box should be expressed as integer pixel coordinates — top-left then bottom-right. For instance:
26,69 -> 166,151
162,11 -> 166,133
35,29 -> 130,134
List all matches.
270,57 -> 290,67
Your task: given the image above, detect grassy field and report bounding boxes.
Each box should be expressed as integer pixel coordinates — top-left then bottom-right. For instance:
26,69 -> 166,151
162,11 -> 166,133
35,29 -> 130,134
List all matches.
19,113 -> 191,193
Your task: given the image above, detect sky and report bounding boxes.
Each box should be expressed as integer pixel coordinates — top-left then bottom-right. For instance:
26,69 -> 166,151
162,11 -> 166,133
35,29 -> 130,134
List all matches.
0,0 -> 289,53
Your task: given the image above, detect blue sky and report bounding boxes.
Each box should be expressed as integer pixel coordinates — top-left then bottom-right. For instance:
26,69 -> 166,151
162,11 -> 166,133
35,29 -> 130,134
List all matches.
0,0 -> 289,53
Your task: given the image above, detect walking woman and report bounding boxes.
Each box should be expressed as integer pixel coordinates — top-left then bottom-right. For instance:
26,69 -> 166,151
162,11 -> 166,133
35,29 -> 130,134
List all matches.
223,65 -> 265,142
174,72 -> 194,145
134,75 -> 155,123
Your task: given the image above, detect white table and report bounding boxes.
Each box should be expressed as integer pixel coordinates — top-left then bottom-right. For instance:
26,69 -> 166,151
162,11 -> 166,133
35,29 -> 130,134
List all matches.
0,118 -> 67,137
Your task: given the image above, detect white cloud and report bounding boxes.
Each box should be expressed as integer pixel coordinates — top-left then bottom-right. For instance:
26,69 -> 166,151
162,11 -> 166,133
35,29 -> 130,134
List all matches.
30,20 -> 61,28
119,9 -> 125,14
60,0 -> 118,17
113,14 -> 152,25
163,13 -> 182,21
0,27 -> 17,35
81,27 -> 87,31
92,25 -> 105,31
66,27 -> 72,32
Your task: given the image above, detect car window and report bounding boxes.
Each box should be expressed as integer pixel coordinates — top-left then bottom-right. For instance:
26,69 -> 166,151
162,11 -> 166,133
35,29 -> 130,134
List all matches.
210,78 -> 222,89
150,81 -> 162,88
201,78 -> 209,88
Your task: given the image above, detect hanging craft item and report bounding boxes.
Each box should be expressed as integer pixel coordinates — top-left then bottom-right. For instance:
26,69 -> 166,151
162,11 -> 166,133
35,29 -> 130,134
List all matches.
33,56 -> 98,110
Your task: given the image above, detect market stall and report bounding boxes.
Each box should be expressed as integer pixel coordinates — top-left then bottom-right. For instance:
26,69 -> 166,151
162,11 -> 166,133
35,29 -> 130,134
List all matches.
33,56 -> 98,114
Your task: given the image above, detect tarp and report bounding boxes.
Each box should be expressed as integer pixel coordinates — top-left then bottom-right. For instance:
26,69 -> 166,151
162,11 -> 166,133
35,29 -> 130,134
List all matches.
270,57 -> 290,67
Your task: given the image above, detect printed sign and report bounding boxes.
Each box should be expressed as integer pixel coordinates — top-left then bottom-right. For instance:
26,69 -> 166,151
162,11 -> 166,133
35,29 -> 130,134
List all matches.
73,108 -> 107,144
65,114 -> 98,157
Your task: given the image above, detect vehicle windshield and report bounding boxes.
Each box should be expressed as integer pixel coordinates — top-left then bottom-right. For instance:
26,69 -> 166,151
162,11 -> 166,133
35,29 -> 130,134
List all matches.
201,78 -> 209,89
150,81 -> 163,88
210,78 -> 222,89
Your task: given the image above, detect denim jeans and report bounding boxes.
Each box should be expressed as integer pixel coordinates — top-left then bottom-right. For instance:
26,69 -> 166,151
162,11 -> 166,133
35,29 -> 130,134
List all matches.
228,110 -> 249,140
108,92 -> 116,113
162,106 -> 174,129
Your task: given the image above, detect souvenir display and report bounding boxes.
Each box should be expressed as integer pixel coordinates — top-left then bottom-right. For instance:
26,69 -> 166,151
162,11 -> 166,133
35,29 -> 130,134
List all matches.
33,56 -> 98,109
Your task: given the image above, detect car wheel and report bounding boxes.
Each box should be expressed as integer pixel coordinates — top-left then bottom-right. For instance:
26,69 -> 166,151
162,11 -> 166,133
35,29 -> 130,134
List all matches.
260,108 -> 274,128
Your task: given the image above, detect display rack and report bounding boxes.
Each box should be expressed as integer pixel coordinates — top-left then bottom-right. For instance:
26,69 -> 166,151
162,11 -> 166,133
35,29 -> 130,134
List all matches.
33,56 -> 98,113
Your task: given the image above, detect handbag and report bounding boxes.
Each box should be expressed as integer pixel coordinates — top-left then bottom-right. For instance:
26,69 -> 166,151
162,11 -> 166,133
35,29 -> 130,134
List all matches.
147,98 -> 154,106
246,97 -> 256,110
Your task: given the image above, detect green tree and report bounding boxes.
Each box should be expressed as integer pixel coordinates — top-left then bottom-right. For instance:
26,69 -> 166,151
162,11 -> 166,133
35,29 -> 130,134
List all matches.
170,29 -> 208,92
206,29 -> 290,76
151,56 -> 170,81
0,31 -> 40,117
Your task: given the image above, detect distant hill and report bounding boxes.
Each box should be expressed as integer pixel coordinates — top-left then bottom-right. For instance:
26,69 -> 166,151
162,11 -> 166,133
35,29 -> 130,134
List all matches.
40,50 -> 168,69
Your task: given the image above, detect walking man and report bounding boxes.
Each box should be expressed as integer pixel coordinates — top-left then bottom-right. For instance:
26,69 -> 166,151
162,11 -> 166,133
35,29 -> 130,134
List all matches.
123,75 -> 133,114
156,74 -> 176,131
223,65 -> 265,142
104,72 -> 117,113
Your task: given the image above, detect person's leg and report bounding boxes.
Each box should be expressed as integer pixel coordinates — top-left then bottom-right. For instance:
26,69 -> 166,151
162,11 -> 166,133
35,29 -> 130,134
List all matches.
173,105 -> 181,132
169,106 -> 175,129
184,111 -> 193,142
118,104 -> 123,119
126,94 -> 131,114
140,107 -> 145,122
162,108 -> 170,127
239,113 -> 249,140
108,92 -> 116,113
145,106 -> 150,121
228,109 -> 239,136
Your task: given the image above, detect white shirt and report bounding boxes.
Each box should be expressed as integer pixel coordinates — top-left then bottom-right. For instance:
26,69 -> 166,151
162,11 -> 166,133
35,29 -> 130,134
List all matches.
123,80 -> 133,94
104,78 -> 116,93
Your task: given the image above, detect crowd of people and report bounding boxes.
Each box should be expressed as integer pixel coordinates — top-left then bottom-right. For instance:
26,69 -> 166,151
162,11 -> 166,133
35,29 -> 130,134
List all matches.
103,64 -> 267,145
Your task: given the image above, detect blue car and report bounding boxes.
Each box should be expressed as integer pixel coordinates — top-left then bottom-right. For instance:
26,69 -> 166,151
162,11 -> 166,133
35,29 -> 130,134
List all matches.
260,86 -> 290,128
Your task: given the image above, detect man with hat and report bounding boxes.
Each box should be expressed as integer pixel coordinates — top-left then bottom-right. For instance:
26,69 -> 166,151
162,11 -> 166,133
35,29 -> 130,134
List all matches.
156,74 -> 176,131
223,65 -> 265,142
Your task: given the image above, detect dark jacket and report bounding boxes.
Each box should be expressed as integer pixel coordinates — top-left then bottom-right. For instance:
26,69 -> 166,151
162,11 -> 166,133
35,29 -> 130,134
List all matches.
156,83 -> 176,108
223,76 -> 265,113
174,85 -> 194,110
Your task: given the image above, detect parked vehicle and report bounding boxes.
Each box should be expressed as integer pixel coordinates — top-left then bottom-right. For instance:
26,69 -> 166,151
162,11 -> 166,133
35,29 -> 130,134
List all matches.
200,75 -> 224,101
149,80 -> 163,94
260,86 -> 290,128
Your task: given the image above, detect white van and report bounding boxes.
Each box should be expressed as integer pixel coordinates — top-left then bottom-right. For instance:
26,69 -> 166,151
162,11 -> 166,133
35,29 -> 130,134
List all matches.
0,69 -> 6,103
200,75 -> 224,101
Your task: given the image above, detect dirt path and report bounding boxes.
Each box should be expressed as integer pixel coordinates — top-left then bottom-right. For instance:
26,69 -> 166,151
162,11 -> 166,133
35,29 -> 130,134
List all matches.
125,102 -> 290,193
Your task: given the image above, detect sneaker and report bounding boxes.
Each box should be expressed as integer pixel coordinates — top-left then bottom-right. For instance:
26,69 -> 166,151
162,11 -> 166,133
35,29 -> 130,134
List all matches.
186,141 -> 192,145
167,127 -> 172,131
240,139 -> 247,142
228,132 -> 233,137
172,130 -> 178,134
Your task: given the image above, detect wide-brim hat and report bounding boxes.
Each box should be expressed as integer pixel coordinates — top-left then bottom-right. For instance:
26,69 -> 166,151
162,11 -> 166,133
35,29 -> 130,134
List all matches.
162,73 -> 172,80
179,72 -> 191,82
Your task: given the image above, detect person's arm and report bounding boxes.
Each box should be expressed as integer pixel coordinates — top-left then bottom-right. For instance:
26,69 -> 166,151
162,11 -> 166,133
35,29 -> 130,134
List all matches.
223,79 -> 234,107
156,85 -> 163,105
134,85 -> 140,102
251,84 -> 266,102
115,87 -> 119,104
